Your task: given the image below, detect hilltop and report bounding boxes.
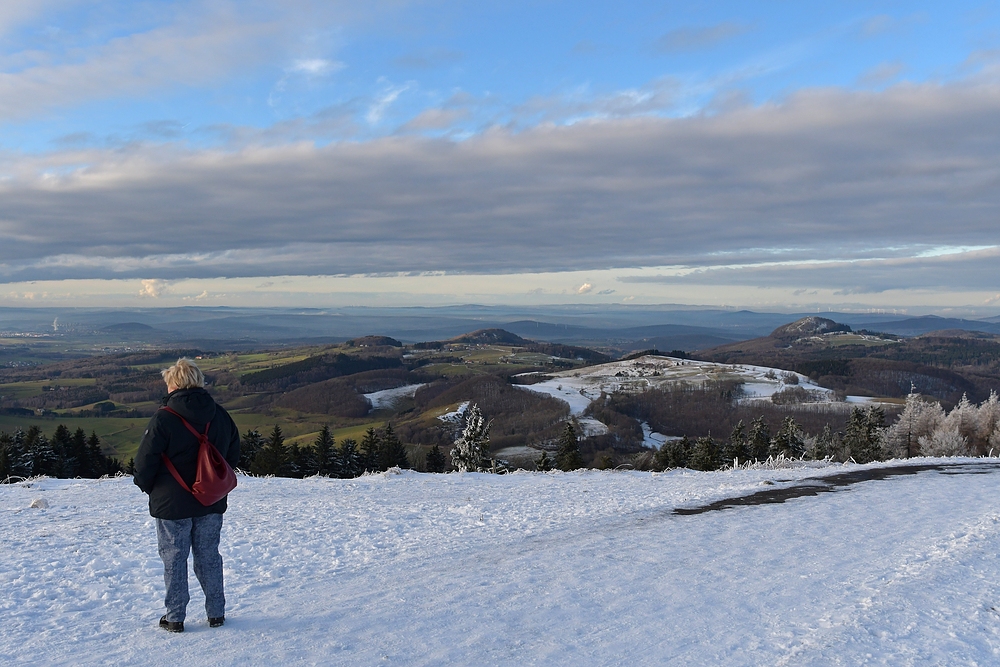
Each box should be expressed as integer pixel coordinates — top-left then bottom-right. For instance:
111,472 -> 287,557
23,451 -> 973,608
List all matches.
698,317 -> 1000,404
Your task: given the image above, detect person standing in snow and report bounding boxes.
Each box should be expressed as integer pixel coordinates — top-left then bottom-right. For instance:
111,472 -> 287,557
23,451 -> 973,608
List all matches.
133,358 -> 241,633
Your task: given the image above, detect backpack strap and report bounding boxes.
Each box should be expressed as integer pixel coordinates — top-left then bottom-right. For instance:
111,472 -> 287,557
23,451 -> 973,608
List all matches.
159,406 -> 212,492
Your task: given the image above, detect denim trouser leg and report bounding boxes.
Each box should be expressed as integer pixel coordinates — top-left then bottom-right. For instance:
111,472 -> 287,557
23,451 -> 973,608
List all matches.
191,513 -> 226,619
156,514 -> 225,623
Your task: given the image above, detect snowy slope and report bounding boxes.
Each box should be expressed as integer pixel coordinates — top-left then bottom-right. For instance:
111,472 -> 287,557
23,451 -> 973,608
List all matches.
4,461 -> 1000,665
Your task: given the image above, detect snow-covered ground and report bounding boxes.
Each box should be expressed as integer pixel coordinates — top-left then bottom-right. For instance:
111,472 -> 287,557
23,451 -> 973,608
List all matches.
4,460 -> 1000,665
364,383 -> 426,410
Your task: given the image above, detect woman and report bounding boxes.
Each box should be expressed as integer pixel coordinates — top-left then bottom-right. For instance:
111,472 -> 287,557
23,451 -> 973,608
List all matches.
133,358 -> 241,633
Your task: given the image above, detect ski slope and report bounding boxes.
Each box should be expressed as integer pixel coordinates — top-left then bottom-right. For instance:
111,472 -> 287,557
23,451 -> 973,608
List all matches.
4,460 -> 1000,665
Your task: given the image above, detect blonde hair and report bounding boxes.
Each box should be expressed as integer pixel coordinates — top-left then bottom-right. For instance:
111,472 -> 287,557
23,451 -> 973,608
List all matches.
161,357 -> 205,390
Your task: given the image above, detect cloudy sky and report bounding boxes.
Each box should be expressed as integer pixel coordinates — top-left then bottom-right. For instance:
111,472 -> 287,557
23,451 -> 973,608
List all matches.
2,0 -> 1000,314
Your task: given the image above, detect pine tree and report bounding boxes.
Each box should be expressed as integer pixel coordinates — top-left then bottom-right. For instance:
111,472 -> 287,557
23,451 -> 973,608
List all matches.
535,449 -> 553,472
721,420 -> 747,467
844,406 -> 886,464
251,425 -> 288,476
379,423 -> 410,470
554,422 -> 583,471
689,435 -> 719,471
425,444 -> 446,473
51,424 -> 74,477
70,428 -> 89,477
26,427 -> 58,477
339,438 -> 362,478
86,432 -> 105,478
0,432 -> 12,481
654,436 -> 691,470
287,441 -> 312,478
312,425 -> 336,476
450,403 -> 492,472
9,429 -> 30,478
771,417 -> 805,459
360,427 -> 381,473
239,429 -> 264,471
746,416 -> 771,462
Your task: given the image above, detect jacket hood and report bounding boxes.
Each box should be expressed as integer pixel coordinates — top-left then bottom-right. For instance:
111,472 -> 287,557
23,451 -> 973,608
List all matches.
162,387 -> 217,426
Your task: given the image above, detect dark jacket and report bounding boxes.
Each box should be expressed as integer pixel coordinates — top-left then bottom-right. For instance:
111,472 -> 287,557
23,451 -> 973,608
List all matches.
133,387 -> 241,520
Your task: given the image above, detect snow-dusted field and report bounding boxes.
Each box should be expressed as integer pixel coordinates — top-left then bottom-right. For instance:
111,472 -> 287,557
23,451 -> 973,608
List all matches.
519,355 -> 885,443
4,460 -> 1000,665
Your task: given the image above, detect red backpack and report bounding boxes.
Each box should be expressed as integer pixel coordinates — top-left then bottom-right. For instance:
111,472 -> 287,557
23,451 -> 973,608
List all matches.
159,407 -> 237,506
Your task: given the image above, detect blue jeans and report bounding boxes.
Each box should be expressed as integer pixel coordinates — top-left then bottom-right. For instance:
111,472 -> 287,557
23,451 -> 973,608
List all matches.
156,513 -> 226,623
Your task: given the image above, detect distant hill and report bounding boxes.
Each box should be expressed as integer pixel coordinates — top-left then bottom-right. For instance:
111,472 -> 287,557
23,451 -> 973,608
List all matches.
101,322 -> 156,333
853,315 -> 1000,337
346,335 -> 403,348
697,317 -> 1000,404
450,329 -> 530,345
770,317 -> 851,338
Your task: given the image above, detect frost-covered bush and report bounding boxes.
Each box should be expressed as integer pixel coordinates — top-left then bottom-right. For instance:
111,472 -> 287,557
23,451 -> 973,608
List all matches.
919,426 -> 968,457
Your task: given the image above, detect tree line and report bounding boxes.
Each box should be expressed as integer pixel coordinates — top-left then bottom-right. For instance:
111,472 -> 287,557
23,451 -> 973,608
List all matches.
0,425 -> 124,481
241,423 -> 411,478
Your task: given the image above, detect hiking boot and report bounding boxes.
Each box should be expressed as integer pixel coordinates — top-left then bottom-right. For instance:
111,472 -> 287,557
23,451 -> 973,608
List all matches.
159,615 -> 184,633
209,616 -> 225,628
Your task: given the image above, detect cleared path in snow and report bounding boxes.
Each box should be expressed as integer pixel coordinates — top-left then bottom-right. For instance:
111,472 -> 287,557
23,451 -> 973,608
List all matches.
3,461 -> 1000,665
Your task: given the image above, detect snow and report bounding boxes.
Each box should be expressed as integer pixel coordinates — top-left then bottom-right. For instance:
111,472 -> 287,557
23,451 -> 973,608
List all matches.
5,460 -> 1000,665
364,383 -> 426,410
436,400 -> 469,423
519,357 -> 893,438
641,421 -> 678,449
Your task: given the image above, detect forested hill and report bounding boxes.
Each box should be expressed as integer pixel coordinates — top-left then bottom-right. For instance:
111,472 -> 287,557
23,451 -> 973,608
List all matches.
697,317 -> 1000,405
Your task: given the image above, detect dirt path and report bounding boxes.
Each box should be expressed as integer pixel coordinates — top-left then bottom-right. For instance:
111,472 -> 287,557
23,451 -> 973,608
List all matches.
675,460 -> 1000,515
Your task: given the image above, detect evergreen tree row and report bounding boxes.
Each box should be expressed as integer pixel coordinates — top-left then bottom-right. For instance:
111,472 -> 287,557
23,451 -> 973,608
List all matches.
245,423 -> 411,478
0,425 -> 124,481
649,406 -> 888,472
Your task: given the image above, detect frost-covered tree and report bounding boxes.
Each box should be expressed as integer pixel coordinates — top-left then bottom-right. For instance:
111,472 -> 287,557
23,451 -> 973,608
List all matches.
535,449 -> 553,472
450,403 -> 492,472
805,424 -> 837,461
884,390 -> 945,458
942,393 -> 979,448
975,391 -> 1000,452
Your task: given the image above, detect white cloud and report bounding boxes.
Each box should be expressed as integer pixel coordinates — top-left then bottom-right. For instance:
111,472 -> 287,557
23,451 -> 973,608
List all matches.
138,279 -> 170,298
577,283 -> 594,294
290,58 -> 342,75
367,82 -> 413,124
